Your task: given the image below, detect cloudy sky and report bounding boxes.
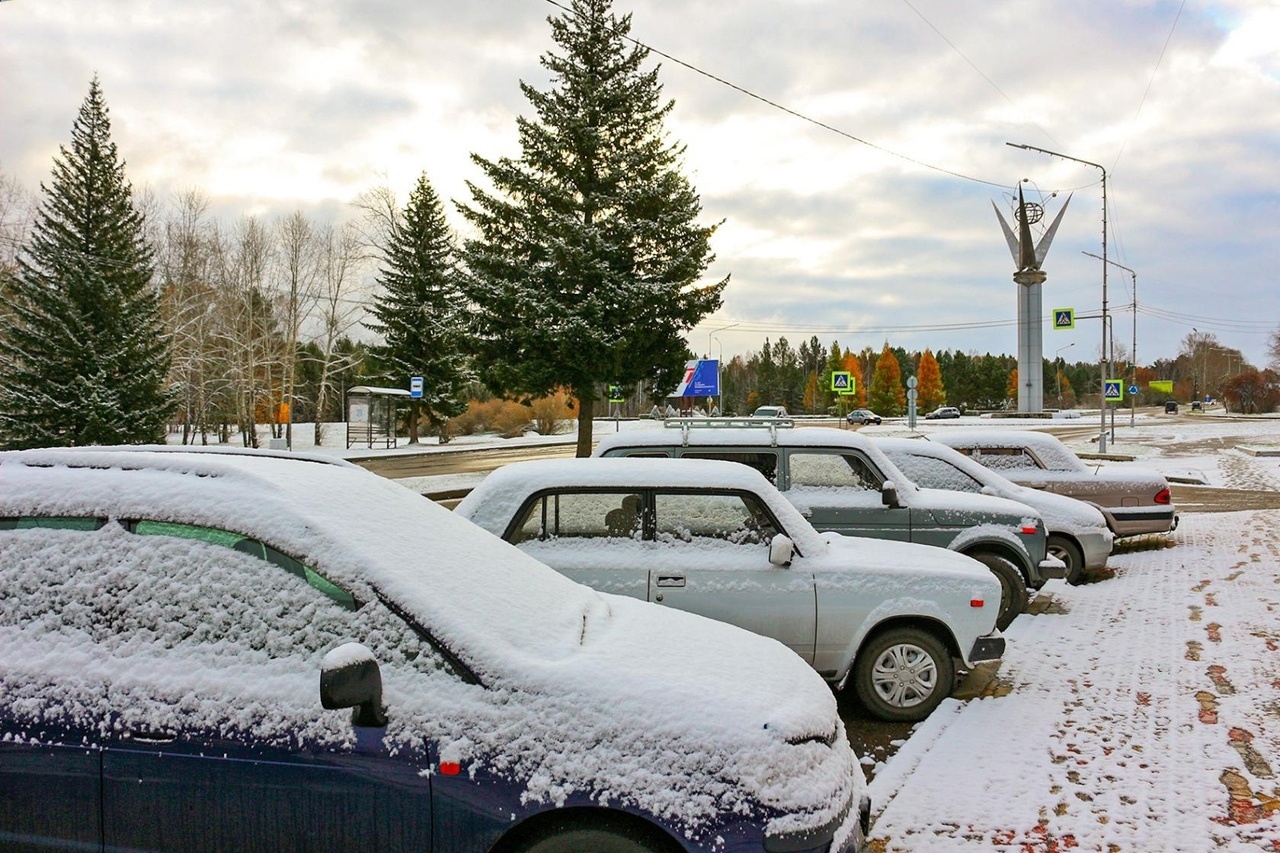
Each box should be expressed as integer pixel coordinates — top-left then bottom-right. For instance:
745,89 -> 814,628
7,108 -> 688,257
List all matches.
2,0 -> 1277,368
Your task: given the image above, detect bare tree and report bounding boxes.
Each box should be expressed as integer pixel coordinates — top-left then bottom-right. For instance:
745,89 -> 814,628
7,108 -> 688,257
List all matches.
215,217 -> 278,447
273,211 -> 322,448
309,221 -> 368,445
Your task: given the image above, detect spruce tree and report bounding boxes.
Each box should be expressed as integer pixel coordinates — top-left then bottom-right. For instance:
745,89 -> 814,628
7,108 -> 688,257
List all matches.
364,174 -> 469,443
868,345 -> 906,416
459,0 -> 726,456
0,78 -> 173,448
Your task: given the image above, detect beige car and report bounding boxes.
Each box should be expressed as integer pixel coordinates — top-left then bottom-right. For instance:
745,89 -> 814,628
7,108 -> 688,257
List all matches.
934,430 -> 1177,538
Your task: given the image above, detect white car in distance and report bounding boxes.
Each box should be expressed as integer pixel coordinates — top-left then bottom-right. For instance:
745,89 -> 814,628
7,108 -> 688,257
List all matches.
456,457 -> 1006,722
875,438 -> 1113,584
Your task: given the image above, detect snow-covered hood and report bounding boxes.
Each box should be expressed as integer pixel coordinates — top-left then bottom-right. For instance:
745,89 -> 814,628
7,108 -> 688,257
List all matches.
911,485 -> 1043,527
1003,482 -> 1112,533
811,530 -> 998,585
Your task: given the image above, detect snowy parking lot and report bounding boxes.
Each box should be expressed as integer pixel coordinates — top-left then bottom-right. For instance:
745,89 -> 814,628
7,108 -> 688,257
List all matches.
863,413 -> 1280,851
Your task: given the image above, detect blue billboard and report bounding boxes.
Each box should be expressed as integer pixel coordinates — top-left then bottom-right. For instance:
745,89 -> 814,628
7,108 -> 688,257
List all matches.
673,359 -> 719,397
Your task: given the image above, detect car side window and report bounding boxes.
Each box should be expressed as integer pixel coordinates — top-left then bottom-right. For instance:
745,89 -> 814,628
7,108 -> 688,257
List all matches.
787,451 -> 882,491
892,454 -> 983,493
0,517 -> 104,531
972,447 -> 1041,471
682,451 -> 779,485
510,492 -> 644,541
133,520 -> 358,611
653,492 -> 777,546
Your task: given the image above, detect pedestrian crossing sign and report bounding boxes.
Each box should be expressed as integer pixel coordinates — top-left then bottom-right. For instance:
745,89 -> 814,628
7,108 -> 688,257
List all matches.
608,385 -> 625,403
831,371 -> 855,395
1053,308 -> 1075,330
1104,380 -> 1123,402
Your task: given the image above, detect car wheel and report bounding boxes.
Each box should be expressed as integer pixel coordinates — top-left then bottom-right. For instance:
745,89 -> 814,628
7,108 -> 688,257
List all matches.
970,552 -> 1029,631
853,627 -> 955,722
513,820 -> 675,853
1048,534 -> 1086,585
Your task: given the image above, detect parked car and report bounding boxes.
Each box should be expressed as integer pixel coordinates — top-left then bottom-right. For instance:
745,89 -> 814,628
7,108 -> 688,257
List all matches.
0,446 -> 869,853
456,457 -> 1005,722
594,422 -> 1064,630
1164,401 -> 1179,414
846,409 -> 883,426
874,437 -> 1114,585
933,430 -> 1178,538
753,405 -> 788,418
925,406 -> 962,420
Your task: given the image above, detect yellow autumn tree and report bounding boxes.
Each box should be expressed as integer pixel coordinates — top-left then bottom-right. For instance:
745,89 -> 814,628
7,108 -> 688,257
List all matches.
868,344 -> 906,416
916,349 -> 946,411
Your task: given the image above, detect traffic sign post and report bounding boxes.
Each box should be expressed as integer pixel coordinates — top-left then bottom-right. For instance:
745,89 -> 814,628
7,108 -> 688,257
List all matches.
1052,308 -> 1075,330
1104,380 -> 1123,402
831,371 -> 855,395
410,376 -> 423,399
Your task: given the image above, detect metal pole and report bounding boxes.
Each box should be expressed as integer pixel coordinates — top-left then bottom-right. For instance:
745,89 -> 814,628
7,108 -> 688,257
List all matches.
1082,253 -> 1136,426
1008,143 -> 1108,450
709,323 -> 738,416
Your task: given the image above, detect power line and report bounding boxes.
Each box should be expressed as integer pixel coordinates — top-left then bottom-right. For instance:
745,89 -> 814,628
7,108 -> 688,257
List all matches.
542,0 -> 1011,189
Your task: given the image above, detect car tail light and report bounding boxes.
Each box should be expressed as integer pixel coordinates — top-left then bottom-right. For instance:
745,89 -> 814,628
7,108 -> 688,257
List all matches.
1020,524 -> 1038,535
1154,488 -> 1171,505
970,598 -> 984,608
439,761 -> 462,776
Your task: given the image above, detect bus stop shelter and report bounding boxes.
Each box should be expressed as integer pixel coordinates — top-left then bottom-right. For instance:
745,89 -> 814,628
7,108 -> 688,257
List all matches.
346,386 -> 411,449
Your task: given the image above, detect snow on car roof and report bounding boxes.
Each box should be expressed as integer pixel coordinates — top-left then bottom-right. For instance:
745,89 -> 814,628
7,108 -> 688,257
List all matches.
456,457 -> 830,558
933,429 -> 1088,471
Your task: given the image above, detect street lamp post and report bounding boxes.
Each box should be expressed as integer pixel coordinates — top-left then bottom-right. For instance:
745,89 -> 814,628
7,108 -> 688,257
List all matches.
1055,342 -> 1075,408
1008,143 -> 1109,451
1083,252 -> 1136,426
709,323 -> 738,416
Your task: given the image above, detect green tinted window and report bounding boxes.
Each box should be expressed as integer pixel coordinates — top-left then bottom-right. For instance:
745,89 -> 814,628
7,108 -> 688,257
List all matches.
135,521 -> 358,611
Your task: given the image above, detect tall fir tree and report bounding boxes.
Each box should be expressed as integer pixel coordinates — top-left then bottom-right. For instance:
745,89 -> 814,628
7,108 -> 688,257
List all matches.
0,78 -> 173,448
459,0 -> 726,456
364,173 -> 469,443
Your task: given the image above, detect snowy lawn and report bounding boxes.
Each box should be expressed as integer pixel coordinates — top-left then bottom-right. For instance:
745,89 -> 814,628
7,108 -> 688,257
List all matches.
865,510 -> 1280,851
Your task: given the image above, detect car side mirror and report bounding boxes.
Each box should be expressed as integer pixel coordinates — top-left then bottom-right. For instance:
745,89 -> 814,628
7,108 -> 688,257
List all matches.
320,643 -> 387,728
980,485 -> 998,497
768,534 -> 794,567
881,481 -> 900,508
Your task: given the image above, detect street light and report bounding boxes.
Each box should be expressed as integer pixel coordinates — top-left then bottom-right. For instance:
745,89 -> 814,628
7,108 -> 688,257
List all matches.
1008,142 -> 1109,451
1083,251 -> 1137,427
709,323 -> 738,416
1055,342 -> 1075,408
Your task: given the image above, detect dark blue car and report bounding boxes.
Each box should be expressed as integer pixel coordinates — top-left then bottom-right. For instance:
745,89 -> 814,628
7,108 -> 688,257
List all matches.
0,446 -> 868,853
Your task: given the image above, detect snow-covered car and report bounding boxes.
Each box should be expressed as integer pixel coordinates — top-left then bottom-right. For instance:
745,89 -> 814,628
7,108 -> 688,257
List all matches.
875,437 -> 1114,584
456,457 -> 1005,723
933,430 -> 1178,538
0,446 -> 869,853
846,409 -> 882,426
925,406 -> 962,420
594,421 -> 1062,630
754,405 -> 788,418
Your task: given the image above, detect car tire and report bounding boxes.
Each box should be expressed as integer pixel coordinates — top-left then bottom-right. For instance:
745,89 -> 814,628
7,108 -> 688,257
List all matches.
512,819 -> 675,853
853,627 -> 955,722
1048,534 -> 1086,586
970,552 -> 1028,631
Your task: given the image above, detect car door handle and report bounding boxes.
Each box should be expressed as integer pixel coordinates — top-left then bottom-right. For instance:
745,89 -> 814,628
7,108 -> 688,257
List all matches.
127,730 -> 177,744
655,574 -> 686,588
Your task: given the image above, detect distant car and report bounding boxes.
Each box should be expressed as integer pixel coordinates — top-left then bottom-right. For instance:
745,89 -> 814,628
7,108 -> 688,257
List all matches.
0,446 -> 869,853
875,438 -> 1114,585
846,409 -> 883,425
753,405 -> 788,418
594,422 -> 1066,631
1191,400 -> 1202,411
1164,401 -> 1179,414
934,430 -> 1178,538
925,406 -> 962,420
457,457 -> 1005,722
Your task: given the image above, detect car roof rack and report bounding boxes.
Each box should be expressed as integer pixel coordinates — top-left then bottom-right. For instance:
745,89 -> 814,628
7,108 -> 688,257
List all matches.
662,416 -> 795,446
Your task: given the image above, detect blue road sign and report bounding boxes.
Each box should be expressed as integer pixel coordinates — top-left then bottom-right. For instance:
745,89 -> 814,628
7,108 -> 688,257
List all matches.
410,376 -> 423,399
1128,384 -> 1139,396
1104,380 -> 1123,402
1053,308 -> 1075,330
